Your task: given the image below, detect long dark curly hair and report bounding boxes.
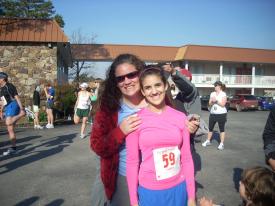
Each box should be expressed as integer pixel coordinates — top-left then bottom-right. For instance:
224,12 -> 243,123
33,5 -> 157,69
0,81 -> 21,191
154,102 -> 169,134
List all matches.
95,54 -> 145,113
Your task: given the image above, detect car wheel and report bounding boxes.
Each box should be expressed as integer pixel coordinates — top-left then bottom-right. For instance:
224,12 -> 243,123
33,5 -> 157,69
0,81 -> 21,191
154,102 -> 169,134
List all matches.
236,104 -> 242,112
258,105 -> 262,111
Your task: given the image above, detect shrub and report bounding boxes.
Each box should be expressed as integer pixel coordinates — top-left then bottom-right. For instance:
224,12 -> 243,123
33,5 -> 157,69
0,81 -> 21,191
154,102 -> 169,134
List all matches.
54,84 -> 77,118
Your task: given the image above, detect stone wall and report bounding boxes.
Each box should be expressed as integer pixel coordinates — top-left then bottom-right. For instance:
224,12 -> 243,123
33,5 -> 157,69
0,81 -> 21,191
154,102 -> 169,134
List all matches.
0,43 -> 58,106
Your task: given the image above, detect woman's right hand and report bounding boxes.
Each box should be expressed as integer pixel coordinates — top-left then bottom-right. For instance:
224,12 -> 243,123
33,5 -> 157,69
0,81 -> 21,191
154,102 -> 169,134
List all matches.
120,114 -> 141,135
210,96 -> 216,103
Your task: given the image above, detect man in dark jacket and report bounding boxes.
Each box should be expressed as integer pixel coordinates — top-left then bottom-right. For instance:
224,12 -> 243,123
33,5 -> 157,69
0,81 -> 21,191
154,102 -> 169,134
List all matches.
263,107 -> 275,171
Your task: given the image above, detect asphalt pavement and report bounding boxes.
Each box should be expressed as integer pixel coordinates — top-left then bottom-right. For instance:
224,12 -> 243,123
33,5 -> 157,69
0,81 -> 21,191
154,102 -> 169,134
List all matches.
0,110 -> 270,206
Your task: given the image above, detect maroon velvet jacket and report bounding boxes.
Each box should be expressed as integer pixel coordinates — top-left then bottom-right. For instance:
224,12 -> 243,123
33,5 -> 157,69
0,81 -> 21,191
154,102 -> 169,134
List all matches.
90,108 -> 126,200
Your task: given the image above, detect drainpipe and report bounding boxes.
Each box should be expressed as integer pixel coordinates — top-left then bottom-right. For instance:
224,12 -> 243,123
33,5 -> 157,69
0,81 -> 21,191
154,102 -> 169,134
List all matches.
219,63 -> 223,81
252,65 -> 255,95
185,62 -> 189,70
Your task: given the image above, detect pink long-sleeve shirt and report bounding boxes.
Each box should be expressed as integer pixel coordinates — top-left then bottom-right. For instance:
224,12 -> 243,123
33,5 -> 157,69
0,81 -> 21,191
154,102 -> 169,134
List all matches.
126,106 -> 195,205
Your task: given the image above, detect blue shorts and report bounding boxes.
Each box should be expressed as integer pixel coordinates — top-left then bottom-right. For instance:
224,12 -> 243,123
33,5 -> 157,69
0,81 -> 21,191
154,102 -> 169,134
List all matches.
138,181 -> 188,206
4,100 -> 20,117
46,101 -> 54,109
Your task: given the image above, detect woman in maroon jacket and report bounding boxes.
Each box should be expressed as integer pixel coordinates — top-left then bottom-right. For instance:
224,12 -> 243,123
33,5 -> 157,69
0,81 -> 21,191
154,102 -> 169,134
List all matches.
90,54 -> 199,206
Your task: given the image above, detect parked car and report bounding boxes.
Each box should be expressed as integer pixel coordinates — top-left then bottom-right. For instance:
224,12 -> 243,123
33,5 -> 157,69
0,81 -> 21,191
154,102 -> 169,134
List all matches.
200,95 -> 210,110
229,94 -> 258,112
200,95 -> 230,111
256,96 -> 275,110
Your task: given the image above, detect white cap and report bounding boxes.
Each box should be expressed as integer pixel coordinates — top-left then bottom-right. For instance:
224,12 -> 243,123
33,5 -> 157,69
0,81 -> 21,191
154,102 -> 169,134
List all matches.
80,82 -> 88,88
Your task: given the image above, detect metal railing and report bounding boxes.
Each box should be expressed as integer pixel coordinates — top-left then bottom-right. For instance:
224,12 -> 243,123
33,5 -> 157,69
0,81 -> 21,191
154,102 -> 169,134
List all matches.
192,74 -> 220,84
254,75 -> 275,86
222,75 -> 252,85
192,74 -> 275,86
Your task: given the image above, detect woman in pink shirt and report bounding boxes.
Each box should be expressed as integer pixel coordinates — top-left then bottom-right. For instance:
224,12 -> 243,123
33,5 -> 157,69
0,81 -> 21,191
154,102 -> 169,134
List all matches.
126,66 -> 196,206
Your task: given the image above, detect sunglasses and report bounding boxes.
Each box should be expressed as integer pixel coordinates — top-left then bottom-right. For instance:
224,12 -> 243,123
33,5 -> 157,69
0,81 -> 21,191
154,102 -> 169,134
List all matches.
115,71 -> 139,83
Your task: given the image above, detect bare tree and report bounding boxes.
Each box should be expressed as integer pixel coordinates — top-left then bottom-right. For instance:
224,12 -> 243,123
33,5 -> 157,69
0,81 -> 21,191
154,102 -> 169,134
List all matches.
69,28 -> 97,82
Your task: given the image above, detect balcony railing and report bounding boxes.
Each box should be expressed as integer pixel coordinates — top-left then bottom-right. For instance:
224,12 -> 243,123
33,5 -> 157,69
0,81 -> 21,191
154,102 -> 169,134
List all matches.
222,75 -> 252,85
192,74 -> 275,87
254,75 -> 275,86
192,74 -> 219,84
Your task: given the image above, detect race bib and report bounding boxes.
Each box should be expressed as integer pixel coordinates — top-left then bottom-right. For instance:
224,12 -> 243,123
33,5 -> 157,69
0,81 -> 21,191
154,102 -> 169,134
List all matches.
153,146 -> 181,180
0,96 -> 7,106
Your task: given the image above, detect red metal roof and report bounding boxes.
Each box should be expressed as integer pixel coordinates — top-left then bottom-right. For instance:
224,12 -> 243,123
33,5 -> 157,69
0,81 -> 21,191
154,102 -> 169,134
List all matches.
1,17 -> 274,64
0,18 -> 69,43
71,44 -> 275,64
178,45 -> 275,64
71,44 -> 178,62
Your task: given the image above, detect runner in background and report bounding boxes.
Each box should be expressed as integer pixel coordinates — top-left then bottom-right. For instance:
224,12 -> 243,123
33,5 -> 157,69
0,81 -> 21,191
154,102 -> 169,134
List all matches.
74,82 -> 92,139
44,82 -> 55,129
33,85 -> 43,129
0,72 -> 26,156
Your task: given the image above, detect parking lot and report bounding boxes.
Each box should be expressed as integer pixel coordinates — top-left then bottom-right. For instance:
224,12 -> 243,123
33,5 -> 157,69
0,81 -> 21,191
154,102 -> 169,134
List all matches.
0,110 -> 271,206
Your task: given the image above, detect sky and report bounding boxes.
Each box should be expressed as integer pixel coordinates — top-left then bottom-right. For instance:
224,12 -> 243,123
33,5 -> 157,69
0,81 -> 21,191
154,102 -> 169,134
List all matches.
52,0 -> 275,78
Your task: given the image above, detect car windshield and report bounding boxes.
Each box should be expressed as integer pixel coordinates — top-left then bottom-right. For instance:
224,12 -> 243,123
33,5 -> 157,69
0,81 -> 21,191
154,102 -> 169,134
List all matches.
243,95 -> 257,100
262,97 -> 273,101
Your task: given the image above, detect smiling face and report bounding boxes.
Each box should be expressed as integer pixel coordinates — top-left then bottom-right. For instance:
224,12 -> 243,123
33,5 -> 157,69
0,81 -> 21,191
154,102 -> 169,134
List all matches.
141,74 -> 168,112
115,63 -> 141,99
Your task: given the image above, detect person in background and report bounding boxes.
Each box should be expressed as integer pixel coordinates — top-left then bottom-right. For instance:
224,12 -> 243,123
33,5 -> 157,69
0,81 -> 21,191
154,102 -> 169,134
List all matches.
170,83 -> 179,99
202,81 -> 227,150
0,71 -> 26,156
199,166 -> 275,206
161,62 -> 200,115
88,80 -> 100,125
179,68 -> 202,116
126,66 -> 195,206
74,82 -> 92,139
33,85 -> 43,129
90,54 -> 199,206
263,106 -> 275,171
44,83 -> 55,129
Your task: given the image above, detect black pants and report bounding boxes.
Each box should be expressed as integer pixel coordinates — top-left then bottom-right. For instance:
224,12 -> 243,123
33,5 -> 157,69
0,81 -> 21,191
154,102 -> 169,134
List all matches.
209,113 -> 227,132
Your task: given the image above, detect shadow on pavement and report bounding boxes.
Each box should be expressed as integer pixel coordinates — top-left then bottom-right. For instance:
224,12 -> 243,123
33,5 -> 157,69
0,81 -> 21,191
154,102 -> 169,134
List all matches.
45,199 -> 65,206
233,167 -> 243,192
0,133 -> 77,174
0,129 -> 28,147
14,197 -> 65,206
14,196 -> 39,206
0,135 -> 41,148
